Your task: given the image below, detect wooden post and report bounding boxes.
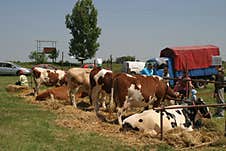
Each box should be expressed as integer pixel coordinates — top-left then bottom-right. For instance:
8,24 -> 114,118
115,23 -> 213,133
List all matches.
160,106 -> 164,140
110,55 -> 113,70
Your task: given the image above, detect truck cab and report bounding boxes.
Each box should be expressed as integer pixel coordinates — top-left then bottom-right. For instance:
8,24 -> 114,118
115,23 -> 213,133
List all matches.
122,61 -> 145,75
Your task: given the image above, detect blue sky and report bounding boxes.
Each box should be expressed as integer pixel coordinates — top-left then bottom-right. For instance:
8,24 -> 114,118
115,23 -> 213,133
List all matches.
0,0 -> 226,62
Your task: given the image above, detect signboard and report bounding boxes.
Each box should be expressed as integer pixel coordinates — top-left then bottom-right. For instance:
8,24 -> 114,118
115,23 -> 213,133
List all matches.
43,47 -> 56,54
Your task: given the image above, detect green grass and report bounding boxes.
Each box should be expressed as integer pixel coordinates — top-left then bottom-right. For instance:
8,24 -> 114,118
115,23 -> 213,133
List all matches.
0,76 -> 138,151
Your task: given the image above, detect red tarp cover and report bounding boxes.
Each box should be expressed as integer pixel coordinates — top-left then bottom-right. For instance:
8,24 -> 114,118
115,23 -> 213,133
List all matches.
160,45 -> 220,71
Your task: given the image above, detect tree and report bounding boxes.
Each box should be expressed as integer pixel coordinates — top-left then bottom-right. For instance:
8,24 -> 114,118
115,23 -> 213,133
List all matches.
116,56 -> 136,64
65,0 -> 101,64
48,50 -> 59,63
29,51 -> 48,63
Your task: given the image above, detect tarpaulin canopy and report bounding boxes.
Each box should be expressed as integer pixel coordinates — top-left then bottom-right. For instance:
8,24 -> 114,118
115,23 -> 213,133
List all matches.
160,45 -> 220,71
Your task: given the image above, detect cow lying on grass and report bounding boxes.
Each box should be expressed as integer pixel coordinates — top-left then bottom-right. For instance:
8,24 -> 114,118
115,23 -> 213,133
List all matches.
121,98 -> 211,135
35,86 -> 88,101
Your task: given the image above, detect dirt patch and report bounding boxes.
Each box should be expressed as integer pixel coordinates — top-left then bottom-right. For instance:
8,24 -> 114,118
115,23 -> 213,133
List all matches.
20,89 -> 222,149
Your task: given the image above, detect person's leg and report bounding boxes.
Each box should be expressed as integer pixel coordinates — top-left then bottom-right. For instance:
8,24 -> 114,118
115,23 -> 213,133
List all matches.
215,88 -> 225,117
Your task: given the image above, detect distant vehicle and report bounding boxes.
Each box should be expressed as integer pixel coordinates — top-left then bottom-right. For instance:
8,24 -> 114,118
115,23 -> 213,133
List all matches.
32,64 -> 58,70
0,61 -> 31,76
81,63 -> 94,69
122,61 -> 145,75
147,45 -> 221,88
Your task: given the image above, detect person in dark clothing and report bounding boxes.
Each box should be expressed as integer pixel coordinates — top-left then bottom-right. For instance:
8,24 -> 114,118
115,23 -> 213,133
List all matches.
213,65 -> 225,117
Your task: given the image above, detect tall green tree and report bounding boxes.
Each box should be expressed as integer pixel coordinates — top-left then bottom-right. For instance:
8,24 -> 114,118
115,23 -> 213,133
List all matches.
65,0 -> 101,64
48,50 -> 59,63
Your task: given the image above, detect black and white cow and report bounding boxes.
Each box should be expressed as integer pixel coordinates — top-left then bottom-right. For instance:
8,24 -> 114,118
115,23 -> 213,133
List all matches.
121,98 -> 211,135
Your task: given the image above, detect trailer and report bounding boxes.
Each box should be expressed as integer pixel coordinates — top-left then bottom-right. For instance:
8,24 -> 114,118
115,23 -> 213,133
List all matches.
147,45 -> 221,88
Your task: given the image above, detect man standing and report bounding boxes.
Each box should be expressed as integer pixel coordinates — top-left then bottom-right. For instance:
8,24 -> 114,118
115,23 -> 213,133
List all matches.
140,63 -> 154,76
214,65 -> 225,117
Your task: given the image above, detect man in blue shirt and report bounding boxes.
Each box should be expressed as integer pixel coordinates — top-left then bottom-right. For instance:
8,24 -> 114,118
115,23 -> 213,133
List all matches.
140,63 -> 154,76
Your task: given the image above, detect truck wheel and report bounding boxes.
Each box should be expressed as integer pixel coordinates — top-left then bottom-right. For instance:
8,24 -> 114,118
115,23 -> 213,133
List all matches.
130,71 -> 136,75
195,81 -> 206,89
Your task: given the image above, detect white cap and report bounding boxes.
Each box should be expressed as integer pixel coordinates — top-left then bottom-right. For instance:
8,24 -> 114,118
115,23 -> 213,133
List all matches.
96,58 -> 103,67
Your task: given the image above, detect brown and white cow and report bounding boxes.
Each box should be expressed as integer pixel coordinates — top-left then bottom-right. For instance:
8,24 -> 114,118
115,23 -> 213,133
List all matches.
89,67 -> 115,115
32,67 -> 66,96
35,86 -> 88,101
122,98 -> 211,135
112,73 -> 179,126
66,67 -> 92,108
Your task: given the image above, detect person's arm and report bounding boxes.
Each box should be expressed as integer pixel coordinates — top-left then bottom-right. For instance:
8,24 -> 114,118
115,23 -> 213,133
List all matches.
141,68 -> 150,76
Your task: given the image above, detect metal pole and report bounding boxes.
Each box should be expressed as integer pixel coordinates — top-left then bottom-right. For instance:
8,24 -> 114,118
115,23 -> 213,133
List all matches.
154,103 -> 226,111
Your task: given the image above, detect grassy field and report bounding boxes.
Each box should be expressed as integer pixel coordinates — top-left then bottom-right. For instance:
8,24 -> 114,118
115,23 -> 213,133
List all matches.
0,76 -> 145,151
0,67 -> 226,150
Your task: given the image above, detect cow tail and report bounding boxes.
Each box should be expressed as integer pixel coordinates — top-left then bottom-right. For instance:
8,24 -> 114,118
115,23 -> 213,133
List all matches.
113,78 -> 119,107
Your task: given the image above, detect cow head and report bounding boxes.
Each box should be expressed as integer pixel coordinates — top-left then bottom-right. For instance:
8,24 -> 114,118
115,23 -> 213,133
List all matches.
121,114 -> 146,132
185,98 -> 211,129
32,68 -> 41,79
47,70 -> 59,86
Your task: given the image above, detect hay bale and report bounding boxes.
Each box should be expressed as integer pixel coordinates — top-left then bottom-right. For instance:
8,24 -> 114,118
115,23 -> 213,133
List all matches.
164,128 -> 220,148
6,84 -> 29,93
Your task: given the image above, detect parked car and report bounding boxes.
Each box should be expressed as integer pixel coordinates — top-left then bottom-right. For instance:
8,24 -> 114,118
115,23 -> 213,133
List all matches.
0,61 -> 31,76
81,63 -> 94,69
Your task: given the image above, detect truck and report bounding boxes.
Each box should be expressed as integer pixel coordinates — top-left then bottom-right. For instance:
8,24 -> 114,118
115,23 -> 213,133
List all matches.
122,61 -> 146,75
146,45 -> 222,88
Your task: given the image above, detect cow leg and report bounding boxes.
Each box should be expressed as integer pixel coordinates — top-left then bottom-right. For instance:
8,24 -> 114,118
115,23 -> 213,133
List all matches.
117,107 -> 124,126
91,86 -> 102,114
117,99 -> 131,127
50,93 -> 54,102
69,87 -> 79,108
34,82 -> 40,97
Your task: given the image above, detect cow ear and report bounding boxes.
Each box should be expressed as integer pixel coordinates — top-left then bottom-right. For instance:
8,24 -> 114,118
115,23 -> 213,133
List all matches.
194,110 -> 202,123
138,119 -> 143,123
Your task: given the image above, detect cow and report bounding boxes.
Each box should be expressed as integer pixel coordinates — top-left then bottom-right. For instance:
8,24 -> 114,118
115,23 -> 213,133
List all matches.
89,67 -> 115,116
112,73 -> 179,127
32,67 -> 66,96
66,67 -> 92,108
121,98 -> 211,135
35,86 -> 88,101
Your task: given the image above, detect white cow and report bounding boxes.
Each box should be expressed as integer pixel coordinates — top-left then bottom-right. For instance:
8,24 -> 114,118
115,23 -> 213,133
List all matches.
122,98 -> 211,135
66,68 -> 92,108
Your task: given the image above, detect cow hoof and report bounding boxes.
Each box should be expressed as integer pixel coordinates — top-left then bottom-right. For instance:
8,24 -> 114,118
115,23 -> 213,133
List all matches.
73,104 -> 77,108
119,127 -> 124,132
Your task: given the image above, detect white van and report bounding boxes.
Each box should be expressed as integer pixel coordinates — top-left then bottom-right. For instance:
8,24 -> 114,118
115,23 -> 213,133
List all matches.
122,61 -> 145,75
